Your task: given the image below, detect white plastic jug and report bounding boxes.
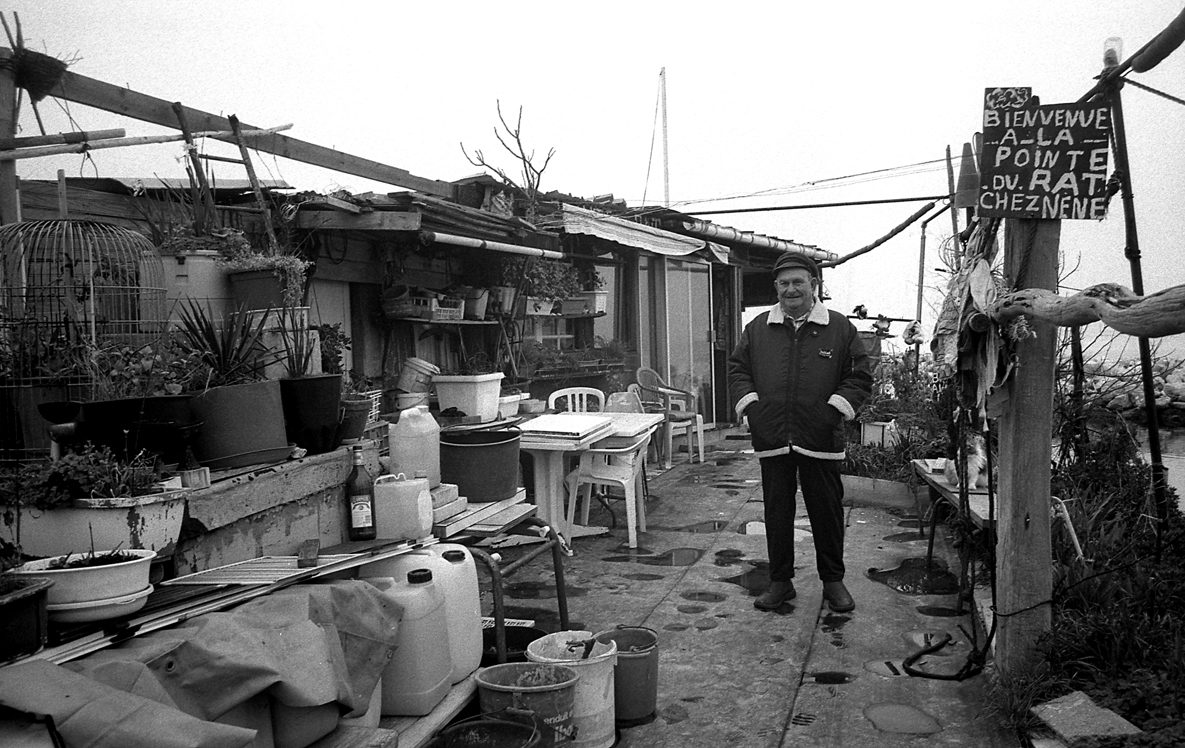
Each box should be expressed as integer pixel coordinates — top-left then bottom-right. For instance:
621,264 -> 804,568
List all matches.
373,473 -> 433,541
433,543 -> 483,683
359,544 -> 482,684
388,405 -> 441,488
368,571 -> 452,716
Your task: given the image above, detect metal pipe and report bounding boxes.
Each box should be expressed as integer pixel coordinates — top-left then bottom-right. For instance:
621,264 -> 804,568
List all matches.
684,195 -> 948,216
915,204 -> 952,367
422,230 -> 563,260
678,220 -> 836,260
1108,77 -> 1169,556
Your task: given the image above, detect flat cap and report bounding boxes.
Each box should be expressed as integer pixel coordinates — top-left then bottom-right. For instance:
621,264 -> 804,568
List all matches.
772,251 -> 820,280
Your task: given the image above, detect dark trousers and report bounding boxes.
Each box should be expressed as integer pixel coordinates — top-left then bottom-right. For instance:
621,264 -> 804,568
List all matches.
759,451 -> 846,583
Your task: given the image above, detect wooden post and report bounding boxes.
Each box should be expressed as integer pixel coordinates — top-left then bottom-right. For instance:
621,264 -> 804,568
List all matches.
996,218 -> 1060,674
0,48 -> 19,225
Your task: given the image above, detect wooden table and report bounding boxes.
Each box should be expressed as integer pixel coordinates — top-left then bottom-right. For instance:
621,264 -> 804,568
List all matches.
520,412 -> 664,541
911,458 -> 995,527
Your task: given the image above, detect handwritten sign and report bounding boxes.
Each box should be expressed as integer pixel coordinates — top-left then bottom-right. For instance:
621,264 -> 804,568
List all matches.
978,87 -> 1111,220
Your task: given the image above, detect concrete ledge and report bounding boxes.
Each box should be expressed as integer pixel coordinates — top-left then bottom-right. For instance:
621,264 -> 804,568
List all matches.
175,441 -> 382,575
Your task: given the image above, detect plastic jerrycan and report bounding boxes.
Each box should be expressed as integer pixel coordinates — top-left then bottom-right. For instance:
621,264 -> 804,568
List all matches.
388,405 -> 441,488
369,571 -> 452,716
373,473 -> 433,541
359,544 -> 482,684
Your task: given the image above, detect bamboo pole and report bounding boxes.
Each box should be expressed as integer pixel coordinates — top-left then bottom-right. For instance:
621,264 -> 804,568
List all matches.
0,124 -> 292,161
996,218 -> 1059,676
0,128 -> 125,149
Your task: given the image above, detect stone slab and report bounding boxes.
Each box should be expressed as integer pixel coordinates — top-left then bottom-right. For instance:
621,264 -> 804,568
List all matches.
1032,690 -> 1141,742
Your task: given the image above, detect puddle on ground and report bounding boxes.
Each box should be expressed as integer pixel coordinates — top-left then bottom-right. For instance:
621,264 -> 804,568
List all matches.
663,622 -> 689,631
681,590 -> 726,603
694,618 -> 718,630
602,548 -> 702,566
916,605 -> 964,617
681,520 -> 730,533
505,581 -> 587,599
881,531 -> 928,542
821,613 -> 851,632
713,548 -> 745,565
659,704 -> 689,724
811,671 -> 856,684
737,521 -> 766,535
622,572 -> 666,581
897,519 -> 923,528
866,557 -> 960,595
864,703 -> 942,734
677,604 -> 707,614
718,560 -> 770,596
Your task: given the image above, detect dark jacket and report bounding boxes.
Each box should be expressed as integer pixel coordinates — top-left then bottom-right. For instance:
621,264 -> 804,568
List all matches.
727,301 -> 874,459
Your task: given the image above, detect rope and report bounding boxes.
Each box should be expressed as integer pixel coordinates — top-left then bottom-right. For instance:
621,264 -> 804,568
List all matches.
1123,77 -> 1185,107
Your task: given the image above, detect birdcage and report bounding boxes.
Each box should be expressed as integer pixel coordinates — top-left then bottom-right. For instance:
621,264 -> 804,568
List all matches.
0,220 -> 167,462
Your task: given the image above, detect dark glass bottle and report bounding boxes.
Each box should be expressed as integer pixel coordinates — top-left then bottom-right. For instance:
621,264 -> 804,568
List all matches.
346,445 -> 377,541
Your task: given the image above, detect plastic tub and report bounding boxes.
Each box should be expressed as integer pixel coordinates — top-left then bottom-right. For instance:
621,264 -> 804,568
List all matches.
526,631 -> 618,748
398,357 -> 440,394
439,429 -> 521,502
594,625 -> 659,724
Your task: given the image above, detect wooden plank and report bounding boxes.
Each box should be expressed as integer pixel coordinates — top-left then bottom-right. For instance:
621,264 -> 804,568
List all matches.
910,459 -> 994,526
308,725 -> 399,748
381,674 -> 478,748
307,194 -> 363,214
433,490 -> 527,537
0,127 -> 125,149
51,69 -> 456,198
465,504 -> 537,536
997,218 -> 1059,675
294,210 -> 421,232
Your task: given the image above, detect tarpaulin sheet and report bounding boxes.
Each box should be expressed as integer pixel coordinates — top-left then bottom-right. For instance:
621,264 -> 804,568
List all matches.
0,660 -> 255,748
1,580 -> 402,746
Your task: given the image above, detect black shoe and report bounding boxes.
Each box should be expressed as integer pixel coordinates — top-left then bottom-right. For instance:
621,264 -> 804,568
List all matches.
822,581 -> 855,613
754,580 -> 796,610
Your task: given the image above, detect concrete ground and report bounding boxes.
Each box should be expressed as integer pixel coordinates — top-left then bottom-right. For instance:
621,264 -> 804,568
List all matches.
486,430 -> 1019,748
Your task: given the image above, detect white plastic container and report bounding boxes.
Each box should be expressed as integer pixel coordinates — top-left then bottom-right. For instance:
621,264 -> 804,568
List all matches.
433,373 -> 504,422
527,631 -> 618,748
388,405 -> 441,488
434,544 -> 483,683
368,571 -> 452,716
359,545 -> 482,684
373,474 -> 433,542
397,357 -> 439,394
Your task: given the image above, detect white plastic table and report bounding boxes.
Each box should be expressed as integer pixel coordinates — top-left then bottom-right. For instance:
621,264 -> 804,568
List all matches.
520,412 -> 664,542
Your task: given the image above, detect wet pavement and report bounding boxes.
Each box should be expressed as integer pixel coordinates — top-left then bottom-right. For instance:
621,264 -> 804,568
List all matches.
482,430 -> 1017,747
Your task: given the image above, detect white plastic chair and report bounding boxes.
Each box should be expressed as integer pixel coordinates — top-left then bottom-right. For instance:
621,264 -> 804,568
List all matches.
634,367 -> 704,468
567,426 -> 657,548
548,386 -> 605,413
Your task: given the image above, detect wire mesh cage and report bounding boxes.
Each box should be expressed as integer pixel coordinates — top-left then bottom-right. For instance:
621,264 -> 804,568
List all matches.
0,220 -> 167,461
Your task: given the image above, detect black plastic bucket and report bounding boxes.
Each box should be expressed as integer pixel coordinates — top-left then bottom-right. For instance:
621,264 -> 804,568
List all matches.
439,428 -> 521,501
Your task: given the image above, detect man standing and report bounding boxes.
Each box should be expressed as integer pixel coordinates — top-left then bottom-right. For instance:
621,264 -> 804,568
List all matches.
727,251 -> 873,613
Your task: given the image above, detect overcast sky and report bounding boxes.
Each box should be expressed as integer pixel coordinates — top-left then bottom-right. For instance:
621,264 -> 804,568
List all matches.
9,1 -> 1185,359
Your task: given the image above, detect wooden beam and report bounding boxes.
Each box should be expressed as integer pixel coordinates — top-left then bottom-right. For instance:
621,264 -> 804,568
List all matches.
293,210 -> 420,232
0,48 -> 18,224
50,69 -> 455,198
308,194 -> 363,214
996,218 -> 1059,676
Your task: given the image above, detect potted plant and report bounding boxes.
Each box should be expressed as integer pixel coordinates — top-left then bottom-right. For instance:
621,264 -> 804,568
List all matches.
214,230 -> 312,311
175,300 -> 291,470
337,370 -> 379,444
504,259 -> 584,315
0,535 -> 53,663
434,353 -> 504,422
0,443 -> 187,559
561,267 -> 606,315
74,336 -> 203,465
276,306 -> 342,455
10,545 -> 156,623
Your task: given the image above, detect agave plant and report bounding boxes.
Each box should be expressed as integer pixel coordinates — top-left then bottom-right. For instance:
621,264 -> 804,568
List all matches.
175,301 -> 279,389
